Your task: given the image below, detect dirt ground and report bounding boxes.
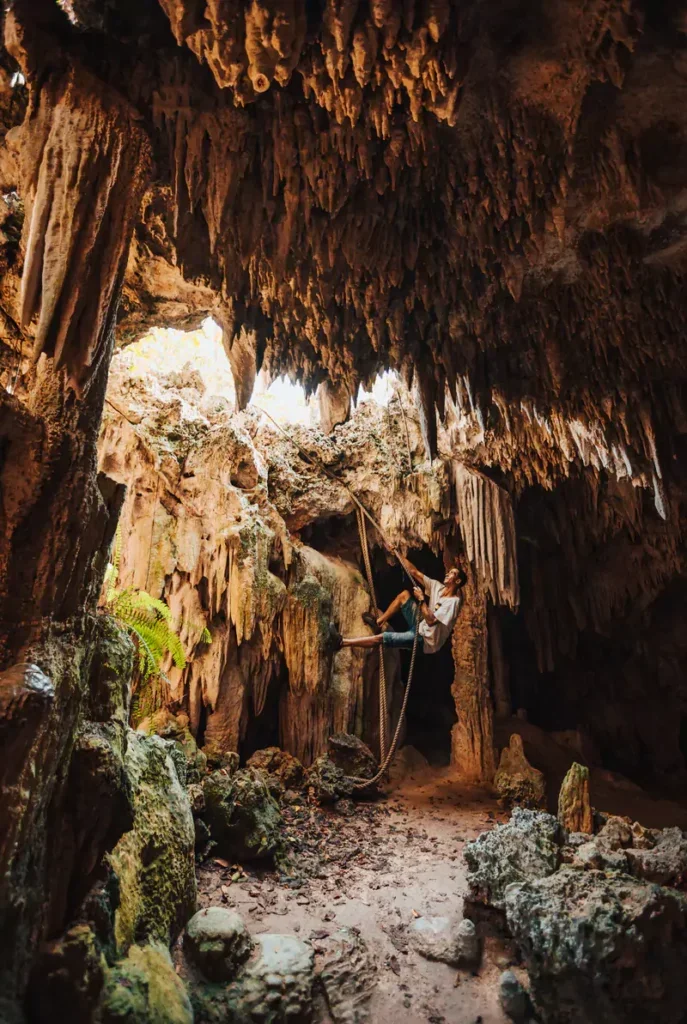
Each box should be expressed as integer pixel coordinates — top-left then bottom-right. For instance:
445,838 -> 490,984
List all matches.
195,766 -> 518,1024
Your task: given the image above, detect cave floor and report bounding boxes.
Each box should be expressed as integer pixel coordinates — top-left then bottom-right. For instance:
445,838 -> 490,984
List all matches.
195,768 -> 517,1023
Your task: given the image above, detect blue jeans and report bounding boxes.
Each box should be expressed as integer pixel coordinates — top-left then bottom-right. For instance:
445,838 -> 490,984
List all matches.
382,598 -> 419,650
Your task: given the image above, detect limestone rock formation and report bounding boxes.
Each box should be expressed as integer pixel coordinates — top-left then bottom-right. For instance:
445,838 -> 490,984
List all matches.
184,907 -> 254,982
246,747 -> 304,791
494,733 -> 547,810
305,754 -> 355,804
557,762 -> 593,834
108,732 -> 197,953
192,933 -> 315,1024
505,868 -> 687,1024
100,942 -> 193,1024
464,809 -> 562,911
202,768 -> 283,862
317,927 -> 376,1024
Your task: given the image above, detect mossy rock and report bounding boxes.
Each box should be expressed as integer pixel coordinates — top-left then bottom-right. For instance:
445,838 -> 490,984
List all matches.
100,942 -> 193,1024
27,924 -> 106,1024
108,732 -> 196,953
138,710 -> 207,783
89,614 -> 135,725
202,768 -> 284,862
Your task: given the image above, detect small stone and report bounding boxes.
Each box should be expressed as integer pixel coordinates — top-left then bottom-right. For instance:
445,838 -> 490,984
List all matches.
499,971 -> 529,1022
557,762 -> 593,834
184,907 -> 253,981
494,734 -> 546,810
408,916 -> 467,966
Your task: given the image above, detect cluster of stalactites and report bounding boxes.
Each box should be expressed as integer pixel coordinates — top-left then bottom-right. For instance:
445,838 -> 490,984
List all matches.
452,462 -> 519,611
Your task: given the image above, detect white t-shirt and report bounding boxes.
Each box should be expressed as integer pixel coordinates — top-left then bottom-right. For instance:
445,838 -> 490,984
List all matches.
418,574 -> 462,654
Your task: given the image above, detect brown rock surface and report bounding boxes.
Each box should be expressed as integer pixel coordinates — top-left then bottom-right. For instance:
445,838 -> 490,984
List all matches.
557,762 -> 593,835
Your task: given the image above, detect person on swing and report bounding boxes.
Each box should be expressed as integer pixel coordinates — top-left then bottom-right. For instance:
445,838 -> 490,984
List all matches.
329,556 -> 467,654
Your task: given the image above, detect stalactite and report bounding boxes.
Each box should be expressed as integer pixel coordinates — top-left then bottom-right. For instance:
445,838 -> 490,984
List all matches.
453,462 -> 519,611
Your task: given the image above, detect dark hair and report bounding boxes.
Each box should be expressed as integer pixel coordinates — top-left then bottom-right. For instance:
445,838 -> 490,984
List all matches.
455,569 -> 468,589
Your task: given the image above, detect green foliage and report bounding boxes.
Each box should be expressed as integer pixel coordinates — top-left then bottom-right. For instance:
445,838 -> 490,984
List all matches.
102,526 -> 187,724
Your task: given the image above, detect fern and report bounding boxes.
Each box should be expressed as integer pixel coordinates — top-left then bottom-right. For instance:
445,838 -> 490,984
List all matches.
101,529 -> 188,724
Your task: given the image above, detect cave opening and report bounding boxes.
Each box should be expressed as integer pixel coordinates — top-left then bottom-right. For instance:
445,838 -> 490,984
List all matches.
373,545 -> 457,766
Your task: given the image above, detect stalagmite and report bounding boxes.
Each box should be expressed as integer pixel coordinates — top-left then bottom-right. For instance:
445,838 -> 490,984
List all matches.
450,568 -> 496,784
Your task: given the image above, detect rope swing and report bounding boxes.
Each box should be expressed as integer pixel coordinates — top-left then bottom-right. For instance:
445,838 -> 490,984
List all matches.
257,407 -> 421,788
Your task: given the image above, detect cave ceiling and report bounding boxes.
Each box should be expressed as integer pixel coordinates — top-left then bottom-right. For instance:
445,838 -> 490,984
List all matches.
3,0 -> 687,482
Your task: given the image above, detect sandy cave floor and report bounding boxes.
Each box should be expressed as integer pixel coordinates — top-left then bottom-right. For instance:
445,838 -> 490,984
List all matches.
191,768 -> 518,1024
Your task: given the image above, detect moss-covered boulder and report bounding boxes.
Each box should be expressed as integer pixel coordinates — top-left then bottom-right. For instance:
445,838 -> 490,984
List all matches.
100,942 -> 193,1024
138,710 -> 207,783
184,907 -> 253,981
108,732 -> 196,953
202,768 -> 283,862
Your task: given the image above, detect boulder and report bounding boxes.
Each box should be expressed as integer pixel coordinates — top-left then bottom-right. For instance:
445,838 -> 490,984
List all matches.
100,942 -> 193,1024
327,733 -> 377,782
317,927 -> 376,1024
464,809 -> 562,910
184,907 -> 253,982
108,732 -> 197,953
305,755 -> 355,804
246,747 -> 304,790
138,710 -> 207,783
408,916 -> 479,966
557,762 -> 593,834
202,768 -> 283,861
192,933 -> 315,1023
494,734 -> 546,810
504,867 -> 687,1024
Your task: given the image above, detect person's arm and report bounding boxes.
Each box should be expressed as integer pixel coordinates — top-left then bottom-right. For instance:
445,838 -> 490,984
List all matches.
413,585 -> 437,625
398,553 -> 425,587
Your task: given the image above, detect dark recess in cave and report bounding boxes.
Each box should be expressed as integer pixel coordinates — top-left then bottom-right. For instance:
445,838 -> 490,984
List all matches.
240,666 -> 286,763
373,546 -> 456,766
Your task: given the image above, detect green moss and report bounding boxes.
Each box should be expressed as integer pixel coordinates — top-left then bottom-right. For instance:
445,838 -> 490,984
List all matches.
108,733 -> 196,954
100,942 -> 193,1024
202,769 -> 284,863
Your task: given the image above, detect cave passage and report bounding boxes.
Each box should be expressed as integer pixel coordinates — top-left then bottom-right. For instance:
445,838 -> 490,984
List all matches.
373,546 -> 457,766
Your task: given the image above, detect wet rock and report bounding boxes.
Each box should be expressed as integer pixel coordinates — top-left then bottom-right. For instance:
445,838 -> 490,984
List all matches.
27,924 -> 105,1024
626,826 -> 687,886
408,915 -> 478,966
246,747 -> 304,790
327,733 -> 377,782
498,970 -> 529,1022
202,768 -> 283,861
504,867 -> 687,1024
100,942 -> 193,1023
108,732 -> 196,952
305,755 -> 355,804
192,933 -> 315,1023
494,733 -> 546,810
557,762 -> 593,834
465,809 -> 562,910
318,927 -> 376,1024
184,907 -> 253,981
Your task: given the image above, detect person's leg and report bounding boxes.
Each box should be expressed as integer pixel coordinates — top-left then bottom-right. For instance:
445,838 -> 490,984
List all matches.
377,588 -> 412,626
340,633 -> 384,649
